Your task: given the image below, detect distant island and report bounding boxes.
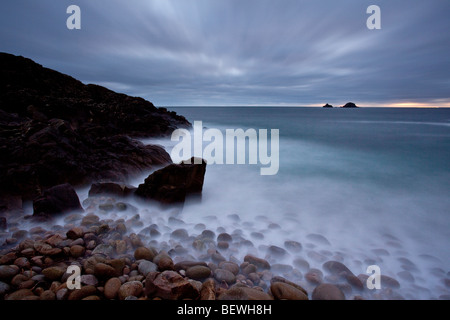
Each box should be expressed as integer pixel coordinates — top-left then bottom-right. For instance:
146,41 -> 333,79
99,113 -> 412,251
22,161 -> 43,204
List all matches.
322,102 -> 359,108
341,102 -> 359,108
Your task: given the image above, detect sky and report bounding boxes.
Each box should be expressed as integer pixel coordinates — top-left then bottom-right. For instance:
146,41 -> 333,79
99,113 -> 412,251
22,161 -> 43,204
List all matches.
1,0 -> 449,107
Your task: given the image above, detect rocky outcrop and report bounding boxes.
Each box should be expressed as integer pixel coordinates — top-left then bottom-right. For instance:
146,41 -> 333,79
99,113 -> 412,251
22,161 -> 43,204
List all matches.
0,52 -> 191,202
32,183 -> 83,218
135,157 -> 207,204
342,102 -> 359,108
323,103 -> 333,108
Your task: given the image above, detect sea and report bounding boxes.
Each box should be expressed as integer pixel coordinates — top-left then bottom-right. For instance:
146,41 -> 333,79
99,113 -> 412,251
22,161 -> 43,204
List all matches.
149,106 -> 449,300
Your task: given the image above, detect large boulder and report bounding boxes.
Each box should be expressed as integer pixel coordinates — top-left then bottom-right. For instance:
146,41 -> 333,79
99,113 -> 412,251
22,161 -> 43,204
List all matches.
312,283 -> 346,300
33,183 -> 83,217
135,157 -> 207,204
145,271 -> 199,300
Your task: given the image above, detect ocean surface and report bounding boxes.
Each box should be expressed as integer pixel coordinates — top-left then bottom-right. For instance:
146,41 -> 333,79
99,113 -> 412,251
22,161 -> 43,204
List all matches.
152,106 -> 449,300
4,107 -> 449,300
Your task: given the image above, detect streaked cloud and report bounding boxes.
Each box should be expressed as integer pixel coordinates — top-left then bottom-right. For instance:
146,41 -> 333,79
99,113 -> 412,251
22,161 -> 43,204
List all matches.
1,0 -> 449,106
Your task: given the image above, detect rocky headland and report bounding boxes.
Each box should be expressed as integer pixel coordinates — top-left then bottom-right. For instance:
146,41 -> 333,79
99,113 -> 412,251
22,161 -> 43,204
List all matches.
0,52 -> 190,208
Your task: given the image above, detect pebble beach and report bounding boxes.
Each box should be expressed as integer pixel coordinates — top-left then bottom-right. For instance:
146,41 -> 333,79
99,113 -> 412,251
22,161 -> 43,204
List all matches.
2,187 -> 448,301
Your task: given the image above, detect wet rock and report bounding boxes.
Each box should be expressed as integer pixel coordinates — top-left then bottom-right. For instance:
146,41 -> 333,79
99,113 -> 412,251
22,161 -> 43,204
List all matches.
218,285 -> 272,300
284,240 -> 302,252
170,229 -> 189,241
217,241 -> 229,250
346,274 -> 364,290
42,266 -> 66,281
45,234 -> 65,247
214,269 -> 236,285
218,261 -> 240,276
115,240 -> 127,255
271,276 -> 308,295
323,260 -> 354,277
268,223 -> 281,230
94,263 -> 117,279
267,245 -> 288,258
194,223 -> 206,231
0,217 -> 6,230
185,266 -> 212,280
305,269 -> 323,285
81,274 -> 98,286
372,248 -> 390,256
200,278 -> 216,300
56,288 -> 69,300
70,245 -> 85,258
244,255 -> 271,270
307,251 -> 327,263
312,283 -> 346,300
40,290 -> 56,300
135,157 -> 207,204
0,252 -> 17,265
0,281 -> 10,297
174,261 -> 208,271
118,281 -> 143,300
114,223 -> 127,235
14,257 -> 30,269
5,288 -> 36,300
138,261 -> 157,276
168,217 -> 185,226
250,232 -> 264,240
81,215 -> 100,227
241,263 -> 257,276
293,258 -> 310,272
89,182 -> 134,198
155,254 -> 175,271
11,274 -> 29,288
33,241 -> 62,256
20,249 -> 35,259
12,230 -> 28,240
0,265 -> 19,281
397,271 -> 414,282
66,227 -> 84,240
134,247 -> 156,261
33,183 -> 83,218
104,277 -> 122,299
201,230 -> 215,240
146,270 -> 198,300
68,285 -> 97,300
271,264 -> 294,274
92,244 -> 114,257
217,233 -> 232,243
270,282 -> 308,300
381,275 -> 400,289
306,233 -> 331,246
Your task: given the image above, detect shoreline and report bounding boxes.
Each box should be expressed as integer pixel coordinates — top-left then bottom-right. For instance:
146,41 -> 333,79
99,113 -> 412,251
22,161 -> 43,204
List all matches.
1,191 -> 426,301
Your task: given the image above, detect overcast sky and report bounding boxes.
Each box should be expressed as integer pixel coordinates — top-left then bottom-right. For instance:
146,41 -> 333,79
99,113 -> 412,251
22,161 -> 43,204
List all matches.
1,0 -> 449,107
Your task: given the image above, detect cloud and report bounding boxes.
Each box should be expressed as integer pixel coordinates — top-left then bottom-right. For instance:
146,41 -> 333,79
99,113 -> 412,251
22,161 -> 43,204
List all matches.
0,0 -> 449,106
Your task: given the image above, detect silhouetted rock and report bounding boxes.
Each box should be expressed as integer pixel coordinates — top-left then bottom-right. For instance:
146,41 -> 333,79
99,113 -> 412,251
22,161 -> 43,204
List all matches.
32,183 -> 83,218
135,157 -> 207,204
0,52 -> 191,201
323,103 -> 333,108
88,182 -> 136,198
342,102 -> 359,108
